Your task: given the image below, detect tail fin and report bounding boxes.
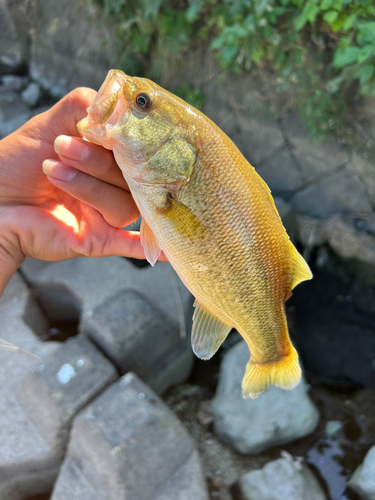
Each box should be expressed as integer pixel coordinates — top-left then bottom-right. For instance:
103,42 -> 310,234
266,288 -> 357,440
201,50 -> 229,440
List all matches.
242,346 -> 301,399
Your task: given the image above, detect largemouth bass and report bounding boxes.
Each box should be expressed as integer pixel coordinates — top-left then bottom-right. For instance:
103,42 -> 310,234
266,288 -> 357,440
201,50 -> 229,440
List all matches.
77,70 -> 312,398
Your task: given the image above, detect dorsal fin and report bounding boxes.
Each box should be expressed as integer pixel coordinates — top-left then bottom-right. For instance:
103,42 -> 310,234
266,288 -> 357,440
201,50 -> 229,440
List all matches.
140,218 -> 162,266
289,241 -> 313,290
192,301 -> 232,360
255,171 -> 284,226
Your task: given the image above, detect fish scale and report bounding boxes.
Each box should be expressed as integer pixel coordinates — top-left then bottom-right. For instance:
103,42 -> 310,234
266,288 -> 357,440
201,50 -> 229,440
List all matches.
77,69 -> 312,398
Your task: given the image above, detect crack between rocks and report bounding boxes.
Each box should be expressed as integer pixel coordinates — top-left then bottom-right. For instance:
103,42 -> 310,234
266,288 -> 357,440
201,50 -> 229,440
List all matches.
351,159 -> 375,213
284,161 -> 349,204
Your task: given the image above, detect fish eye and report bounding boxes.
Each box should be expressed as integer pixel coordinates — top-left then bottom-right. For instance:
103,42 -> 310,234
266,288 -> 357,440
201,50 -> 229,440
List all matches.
135,92 -> 152,109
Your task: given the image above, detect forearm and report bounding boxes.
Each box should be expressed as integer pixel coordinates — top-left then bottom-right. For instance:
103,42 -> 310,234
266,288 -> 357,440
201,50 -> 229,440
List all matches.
0,209 -> 25,297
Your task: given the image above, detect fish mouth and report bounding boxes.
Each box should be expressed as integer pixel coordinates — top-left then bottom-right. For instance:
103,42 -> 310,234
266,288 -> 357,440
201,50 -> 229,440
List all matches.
77,72 -> 131,148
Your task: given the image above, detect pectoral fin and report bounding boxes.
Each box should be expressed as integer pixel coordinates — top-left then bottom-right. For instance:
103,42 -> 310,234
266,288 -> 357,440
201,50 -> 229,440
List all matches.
289,241 -> 313,290
192,302 -> 231,360
140,218 -> 162,266
162,196 -> 209,242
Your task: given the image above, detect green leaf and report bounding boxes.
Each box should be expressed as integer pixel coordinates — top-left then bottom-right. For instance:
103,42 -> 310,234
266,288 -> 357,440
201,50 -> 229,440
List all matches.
343,13 -> 358,31
358,44 -> 374,63
320,0 -> 333,10
333,46 -> 361,67
186,1 -> 204,23
210,37 -> 224,50
220,44 -> 239,62
330,17 -> 344,31
332,0 -> 343,8
355,64 -> 375,84
323,10 -> 338,23
358,22 -> 375,43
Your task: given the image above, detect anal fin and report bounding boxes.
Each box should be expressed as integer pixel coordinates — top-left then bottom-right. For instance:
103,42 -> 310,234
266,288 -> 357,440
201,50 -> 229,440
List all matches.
192,302 -> 231,360
140,218 -> 162,266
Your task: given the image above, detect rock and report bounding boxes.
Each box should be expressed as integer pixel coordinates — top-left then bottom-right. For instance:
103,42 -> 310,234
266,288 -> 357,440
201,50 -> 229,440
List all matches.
323,215 -> 375,266
237,457 -> 327,500
29,0 -> 114,96
352,154 -> 375,210
51,373 -> 209,500
21,257 -> 195,393
81,289 -> 192,394
203,70 -> 285,165
348,445 -> 375,500
211,341 -> 319,454
281,109 -> 349,183
287,250 -> 375,388
21,81 -> 41,107
256,146 -> 303,196
291,164 -> 373,218
0,0 -> 27,72
0,90 -> 31,137
0,74 -> 28,91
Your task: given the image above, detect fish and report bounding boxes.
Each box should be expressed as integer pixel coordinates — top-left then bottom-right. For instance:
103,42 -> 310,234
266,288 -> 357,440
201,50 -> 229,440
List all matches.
77,69 -> 312,398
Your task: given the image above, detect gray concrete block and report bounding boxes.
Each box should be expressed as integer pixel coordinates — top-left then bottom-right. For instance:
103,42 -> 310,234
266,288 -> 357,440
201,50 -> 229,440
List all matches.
212,340 -> 319,455
81,289 -> 192,395
256,146 -> 303,196
281,109 -> 349,183
16,335 -> 118,448
291,164 -> 373,218
0,273 -> 117,500
21,258 -> 195,392
51,373 -> 209,500
237,457 -> 327,500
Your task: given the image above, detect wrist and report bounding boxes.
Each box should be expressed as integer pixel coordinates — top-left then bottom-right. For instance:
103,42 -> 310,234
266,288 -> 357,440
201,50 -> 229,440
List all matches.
0,208 -> 25,297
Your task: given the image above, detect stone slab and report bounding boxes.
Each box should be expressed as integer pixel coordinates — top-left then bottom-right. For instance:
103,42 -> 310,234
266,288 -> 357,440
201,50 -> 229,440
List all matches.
51,373 -> 208,500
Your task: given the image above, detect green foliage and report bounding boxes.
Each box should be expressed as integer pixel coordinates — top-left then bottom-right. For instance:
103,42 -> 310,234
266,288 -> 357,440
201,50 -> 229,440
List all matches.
173,83 -> 206,110
88,0 -> 375,137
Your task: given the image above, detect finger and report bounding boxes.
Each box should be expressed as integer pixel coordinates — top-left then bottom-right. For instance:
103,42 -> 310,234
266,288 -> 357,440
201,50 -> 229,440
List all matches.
54,135 -> 128,191
43,160 -> 139,228
22,88 -> 97,145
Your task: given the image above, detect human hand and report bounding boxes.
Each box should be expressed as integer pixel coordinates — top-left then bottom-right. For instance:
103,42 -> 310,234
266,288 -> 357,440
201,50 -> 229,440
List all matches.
0,88 -> 151,295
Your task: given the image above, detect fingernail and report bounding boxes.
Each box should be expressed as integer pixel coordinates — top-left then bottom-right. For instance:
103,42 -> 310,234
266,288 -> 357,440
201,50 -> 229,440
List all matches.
54,135 -> 89,161
43,160 -> 77,181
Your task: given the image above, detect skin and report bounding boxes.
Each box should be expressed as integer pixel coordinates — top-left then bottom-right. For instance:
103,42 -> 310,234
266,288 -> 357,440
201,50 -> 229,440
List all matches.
0,87 -> 166,297
78,71 -> 312,397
